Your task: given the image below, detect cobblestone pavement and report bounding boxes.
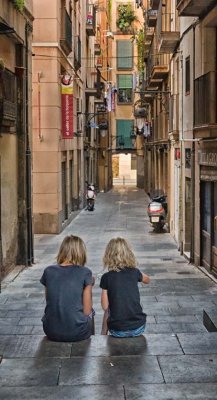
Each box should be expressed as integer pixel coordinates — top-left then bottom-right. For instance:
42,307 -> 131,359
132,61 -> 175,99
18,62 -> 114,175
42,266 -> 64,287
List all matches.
1,187 -> 217,399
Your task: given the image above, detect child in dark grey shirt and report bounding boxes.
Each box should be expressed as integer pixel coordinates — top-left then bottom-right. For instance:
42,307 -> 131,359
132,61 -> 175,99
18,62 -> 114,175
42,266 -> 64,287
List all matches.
40,235 -> 94,342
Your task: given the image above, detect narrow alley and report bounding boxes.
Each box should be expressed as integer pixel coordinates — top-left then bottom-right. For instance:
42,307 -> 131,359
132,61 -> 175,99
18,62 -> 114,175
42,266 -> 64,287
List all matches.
0,187 -> 217,399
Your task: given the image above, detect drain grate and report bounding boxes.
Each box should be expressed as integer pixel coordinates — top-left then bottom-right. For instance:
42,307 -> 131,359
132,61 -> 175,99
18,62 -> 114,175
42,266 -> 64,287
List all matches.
161,257 -> 173,261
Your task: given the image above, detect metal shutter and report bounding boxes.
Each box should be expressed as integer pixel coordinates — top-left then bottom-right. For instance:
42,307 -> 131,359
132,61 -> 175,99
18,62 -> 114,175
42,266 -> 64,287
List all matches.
117,40 -> 133,70
116,119 -> 134,149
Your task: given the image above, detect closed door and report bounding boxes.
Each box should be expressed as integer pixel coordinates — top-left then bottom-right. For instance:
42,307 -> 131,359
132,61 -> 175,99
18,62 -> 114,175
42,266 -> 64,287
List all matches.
201,181 -> 212,269
212,182 -> 217,276
174,163 -> 180,243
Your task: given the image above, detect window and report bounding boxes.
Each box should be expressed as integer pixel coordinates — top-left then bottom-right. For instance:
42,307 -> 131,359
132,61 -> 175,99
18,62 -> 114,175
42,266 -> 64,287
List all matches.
185,56 -> 190,94
117,40 -> 133,70
117,74 -> 133,103
116,120 -> 134,149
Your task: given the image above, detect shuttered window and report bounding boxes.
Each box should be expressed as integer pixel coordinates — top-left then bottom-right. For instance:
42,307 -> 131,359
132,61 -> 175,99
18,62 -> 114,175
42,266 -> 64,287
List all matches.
117,74 -> 133,103
116,119 -> 134,149
117,40 -> 133,70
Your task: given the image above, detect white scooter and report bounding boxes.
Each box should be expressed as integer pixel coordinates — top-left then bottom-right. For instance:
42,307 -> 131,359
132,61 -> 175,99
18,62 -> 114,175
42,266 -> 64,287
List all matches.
85,182 -> 96,211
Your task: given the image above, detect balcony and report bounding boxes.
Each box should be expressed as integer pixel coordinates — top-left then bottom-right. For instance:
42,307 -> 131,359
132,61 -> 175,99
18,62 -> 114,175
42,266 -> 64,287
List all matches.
147,9 -> 158,27
60,8 -> 72,55
86,4 -> 96,36
157,12 -> 179,53
177,0 -> 217,17
94,43 -> 101,56
0,69 -> 16,131
74,37 -> 81,71
96,56 -> 103,68
147,53 -> 169,81
145,27 -> 154,40
194,71 -> 217,128
150,0 -> 161,10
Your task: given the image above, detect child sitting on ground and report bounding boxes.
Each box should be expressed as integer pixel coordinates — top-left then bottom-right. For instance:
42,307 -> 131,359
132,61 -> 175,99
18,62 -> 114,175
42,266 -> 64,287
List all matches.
40,235 -> 95,342
100,237 -> 150,337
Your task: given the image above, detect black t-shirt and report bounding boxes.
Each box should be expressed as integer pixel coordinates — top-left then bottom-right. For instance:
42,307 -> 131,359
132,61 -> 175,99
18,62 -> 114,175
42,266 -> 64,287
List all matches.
100,268 -> 146,331
40,264 -> 93,342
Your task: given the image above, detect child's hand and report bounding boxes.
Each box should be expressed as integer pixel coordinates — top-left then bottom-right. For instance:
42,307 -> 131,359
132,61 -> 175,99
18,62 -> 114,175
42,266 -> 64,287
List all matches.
142,273 -> 150,284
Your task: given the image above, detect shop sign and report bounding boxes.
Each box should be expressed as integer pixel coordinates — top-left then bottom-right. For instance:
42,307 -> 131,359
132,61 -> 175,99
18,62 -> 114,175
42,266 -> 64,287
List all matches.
198,151 -> 217,167
61,75 -> 73,139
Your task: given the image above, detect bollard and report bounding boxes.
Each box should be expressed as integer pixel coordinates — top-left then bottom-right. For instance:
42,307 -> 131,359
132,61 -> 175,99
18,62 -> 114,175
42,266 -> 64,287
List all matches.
123,176 -> 125,186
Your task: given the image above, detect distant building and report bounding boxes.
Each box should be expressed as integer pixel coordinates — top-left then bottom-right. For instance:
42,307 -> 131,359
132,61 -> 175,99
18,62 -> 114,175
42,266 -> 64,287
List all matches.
0,0 -> 34,277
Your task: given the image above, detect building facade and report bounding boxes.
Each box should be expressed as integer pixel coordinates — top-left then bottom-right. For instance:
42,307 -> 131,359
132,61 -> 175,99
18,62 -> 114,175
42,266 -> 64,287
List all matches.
0,0 -> 34,277
143,0 -> 217,277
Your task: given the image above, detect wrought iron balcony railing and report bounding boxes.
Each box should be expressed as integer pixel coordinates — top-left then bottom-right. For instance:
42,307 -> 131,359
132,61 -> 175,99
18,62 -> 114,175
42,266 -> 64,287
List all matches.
60,8 -> 72,55
194,71 -> 217,127
74,36 -> 81,70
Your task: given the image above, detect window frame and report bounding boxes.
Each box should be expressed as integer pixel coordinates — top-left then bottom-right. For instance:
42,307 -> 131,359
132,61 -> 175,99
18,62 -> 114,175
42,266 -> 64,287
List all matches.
117,74 -> 133,104
116,40 -> 133,70
185,56 -> 190,95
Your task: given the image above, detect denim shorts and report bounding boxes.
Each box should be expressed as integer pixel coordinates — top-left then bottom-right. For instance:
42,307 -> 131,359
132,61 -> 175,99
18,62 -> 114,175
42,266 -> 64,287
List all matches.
109,324 -> 145,338
88,309 -> 95,320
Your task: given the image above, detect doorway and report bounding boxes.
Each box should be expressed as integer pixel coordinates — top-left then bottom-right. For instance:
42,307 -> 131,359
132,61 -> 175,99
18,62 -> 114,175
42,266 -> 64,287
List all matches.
201,181 -> 217,276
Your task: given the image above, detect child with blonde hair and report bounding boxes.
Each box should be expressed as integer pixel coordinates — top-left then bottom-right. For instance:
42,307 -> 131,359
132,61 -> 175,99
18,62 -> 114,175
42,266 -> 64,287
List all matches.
100,237 -> 150,337
40,235 -> 94,342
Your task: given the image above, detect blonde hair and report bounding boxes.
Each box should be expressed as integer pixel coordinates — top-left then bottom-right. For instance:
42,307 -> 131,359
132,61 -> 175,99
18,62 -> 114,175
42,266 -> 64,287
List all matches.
57,235 -> 87,266
103,237 -> 136,271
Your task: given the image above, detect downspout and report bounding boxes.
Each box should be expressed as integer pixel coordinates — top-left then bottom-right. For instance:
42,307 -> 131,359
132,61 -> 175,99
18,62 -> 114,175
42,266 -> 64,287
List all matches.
190,25 -> 196,263
0,158 -> 2,292
179,50 -> 184,255
25,22 -> 34,265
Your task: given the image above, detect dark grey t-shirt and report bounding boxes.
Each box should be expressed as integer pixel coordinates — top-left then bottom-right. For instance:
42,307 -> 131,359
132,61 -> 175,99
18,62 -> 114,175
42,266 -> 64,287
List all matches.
100,268 -> 146,331
40,264 -> 93,342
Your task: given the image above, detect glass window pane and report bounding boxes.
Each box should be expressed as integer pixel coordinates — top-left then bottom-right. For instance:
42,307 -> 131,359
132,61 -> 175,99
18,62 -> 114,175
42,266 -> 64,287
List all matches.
118,74 -> 132,88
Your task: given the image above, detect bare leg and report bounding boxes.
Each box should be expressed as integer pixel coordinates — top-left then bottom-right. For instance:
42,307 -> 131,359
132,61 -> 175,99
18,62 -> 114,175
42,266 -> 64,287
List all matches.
101,309 -> 109,335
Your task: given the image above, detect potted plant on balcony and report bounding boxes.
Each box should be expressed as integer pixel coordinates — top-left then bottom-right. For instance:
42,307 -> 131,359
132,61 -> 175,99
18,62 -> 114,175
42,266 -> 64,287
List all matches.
117,4 -> 137,32
14,0 -> 25,12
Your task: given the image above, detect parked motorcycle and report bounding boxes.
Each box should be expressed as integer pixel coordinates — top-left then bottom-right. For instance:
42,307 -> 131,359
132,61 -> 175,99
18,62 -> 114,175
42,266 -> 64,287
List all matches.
147,193 -> 167,232
85,182 -> 96,211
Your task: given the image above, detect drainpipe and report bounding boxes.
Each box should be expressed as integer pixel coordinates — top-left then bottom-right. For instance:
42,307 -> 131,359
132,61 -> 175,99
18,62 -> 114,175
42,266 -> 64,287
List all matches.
25,22 -> 33,265
0,158 -> 2,292
179,50 -> 184,255
190,25 -> 196,264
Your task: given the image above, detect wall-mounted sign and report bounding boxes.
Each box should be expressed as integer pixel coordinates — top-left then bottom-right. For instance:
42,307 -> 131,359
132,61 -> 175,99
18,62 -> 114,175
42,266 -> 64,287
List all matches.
198,151 -> 217,167
61,75 -> 73,139
175,148 -> 181,160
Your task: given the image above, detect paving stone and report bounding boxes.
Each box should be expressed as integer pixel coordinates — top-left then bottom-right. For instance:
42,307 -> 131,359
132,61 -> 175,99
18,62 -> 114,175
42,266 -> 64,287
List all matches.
6,310 -> 43,318
0,326 -> 33,335
59,356 -> 164,385
0,335 -> 71,358
0,358 -> 61,386
158,354 -> 217,383
124,383 -> 217,400
156,315 -> 198,323
170,323 -> 207,333
0,385 -> 125,400
68,334 -> 182,357
177,333 -> 217,354
145,323 -> 173,334
18,317 -> 42,326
